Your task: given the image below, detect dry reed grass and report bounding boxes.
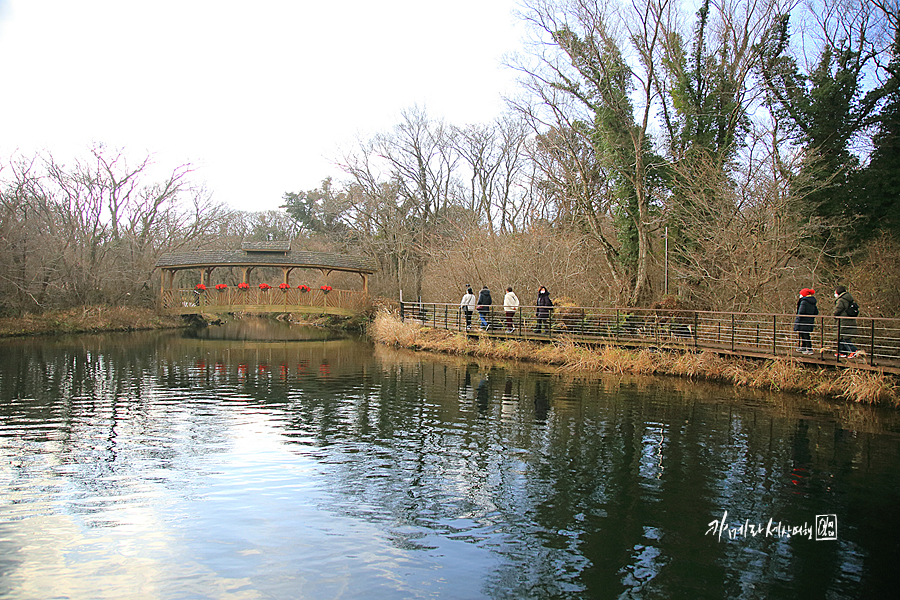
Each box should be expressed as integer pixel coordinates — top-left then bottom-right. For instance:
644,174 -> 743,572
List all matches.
832,368 -> 898,404
370,311 -> 900,407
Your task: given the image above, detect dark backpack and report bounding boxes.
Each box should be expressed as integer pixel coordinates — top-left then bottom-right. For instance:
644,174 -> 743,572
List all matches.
846,300 -> 859,317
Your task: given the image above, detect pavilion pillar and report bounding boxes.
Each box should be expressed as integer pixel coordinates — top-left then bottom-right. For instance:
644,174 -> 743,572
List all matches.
160,269 -> 176,292
159,270 -> 168,309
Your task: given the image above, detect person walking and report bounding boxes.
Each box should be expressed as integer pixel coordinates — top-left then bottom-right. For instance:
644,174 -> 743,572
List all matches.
460,286 -> 476,330
503,287 -> 519,333
833,285 -> 859,357
476,285 -> 493,330
535,286 -> 553,333
793,288 -> 817,355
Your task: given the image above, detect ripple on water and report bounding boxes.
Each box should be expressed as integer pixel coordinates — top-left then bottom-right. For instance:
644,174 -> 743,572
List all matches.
2,333 -> 900,599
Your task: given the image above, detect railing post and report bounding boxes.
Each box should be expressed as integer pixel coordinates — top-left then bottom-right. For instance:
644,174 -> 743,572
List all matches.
731,314 -> 735,353
870,319 -> 875,366
694,312 -> 698,350
400,301 -> 405,322
444,304 -> 448,330
773,315 -> 777,356
819,316 -> 824,349
836,319 -> 842,362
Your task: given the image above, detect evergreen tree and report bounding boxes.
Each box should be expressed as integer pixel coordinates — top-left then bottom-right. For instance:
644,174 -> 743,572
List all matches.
851,22 -> 900,240
755,8 -> 888,252
281,177 -> 349,236
549,21 -> 662,304
660,0 -> 752,272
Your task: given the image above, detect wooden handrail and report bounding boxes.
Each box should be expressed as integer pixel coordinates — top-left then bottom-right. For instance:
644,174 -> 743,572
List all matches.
400,301 -> 900,374
160,287 -> 371,317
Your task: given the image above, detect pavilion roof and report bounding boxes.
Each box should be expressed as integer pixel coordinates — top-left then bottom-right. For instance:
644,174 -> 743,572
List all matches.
155,249 -> 377,274
241,241 -> 291,253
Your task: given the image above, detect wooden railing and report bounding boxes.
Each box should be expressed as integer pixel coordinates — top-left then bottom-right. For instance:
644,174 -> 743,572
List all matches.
400,302 -> 900,373
161,288 -> 371,316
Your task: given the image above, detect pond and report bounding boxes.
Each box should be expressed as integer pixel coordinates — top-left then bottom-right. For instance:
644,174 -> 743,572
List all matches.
1,320 -> 899,599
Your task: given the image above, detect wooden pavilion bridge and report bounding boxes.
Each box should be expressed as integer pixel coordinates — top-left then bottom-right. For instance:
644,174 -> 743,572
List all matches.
156,242 -> 377,317
400,300 -> 900,375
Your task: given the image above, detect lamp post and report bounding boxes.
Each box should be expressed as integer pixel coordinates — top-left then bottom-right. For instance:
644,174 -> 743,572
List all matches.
664,226 -> 669,296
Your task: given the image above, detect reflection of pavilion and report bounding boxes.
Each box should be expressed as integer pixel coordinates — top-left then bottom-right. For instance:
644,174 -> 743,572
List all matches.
165,335 -> 374,380
156,241 -> 377,316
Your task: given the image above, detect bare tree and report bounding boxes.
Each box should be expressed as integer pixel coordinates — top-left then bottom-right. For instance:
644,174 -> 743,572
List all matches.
339,107 -> 463,299
0,146 -> 231,313
452,115 -> 533,233
664,121 -> 829,310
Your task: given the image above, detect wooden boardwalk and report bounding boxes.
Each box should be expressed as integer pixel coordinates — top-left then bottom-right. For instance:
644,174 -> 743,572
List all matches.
401,302 -> 900,375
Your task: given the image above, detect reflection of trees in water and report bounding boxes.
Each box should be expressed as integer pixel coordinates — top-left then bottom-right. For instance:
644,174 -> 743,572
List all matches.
0,333 -> 230,530
186,317 -> 344,342
288,353 -> 900,598
0,332 -> 370,525
2,333 -> 900,597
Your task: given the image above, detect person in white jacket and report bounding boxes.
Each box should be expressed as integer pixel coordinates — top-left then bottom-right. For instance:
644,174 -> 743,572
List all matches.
460,287 -> 476,330
503,287 -> 519,333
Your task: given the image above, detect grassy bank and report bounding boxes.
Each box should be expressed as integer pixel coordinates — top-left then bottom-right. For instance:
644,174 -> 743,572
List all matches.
0,307 -> 368,338
370,311 -> 899,407
0,306 -> 185,337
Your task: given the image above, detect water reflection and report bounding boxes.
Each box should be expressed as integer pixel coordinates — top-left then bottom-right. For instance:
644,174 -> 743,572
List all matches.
185,316 -> 344,342
0,330 -> 899,598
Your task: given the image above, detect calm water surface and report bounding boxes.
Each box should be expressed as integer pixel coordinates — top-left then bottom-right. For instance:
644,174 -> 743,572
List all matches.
1,321 -> 899,599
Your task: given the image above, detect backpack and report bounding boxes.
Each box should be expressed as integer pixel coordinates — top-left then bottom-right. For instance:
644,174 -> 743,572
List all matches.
846,300 -> 859,317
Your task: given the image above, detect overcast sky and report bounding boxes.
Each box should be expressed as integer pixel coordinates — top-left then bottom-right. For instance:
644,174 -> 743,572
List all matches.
0,0 -> 524,211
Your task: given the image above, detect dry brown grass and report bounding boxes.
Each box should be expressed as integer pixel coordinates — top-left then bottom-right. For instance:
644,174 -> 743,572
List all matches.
369,311 -> 900,407
0,306 -> 184,337
370,311 -> 471,355
832,368 -> 899,405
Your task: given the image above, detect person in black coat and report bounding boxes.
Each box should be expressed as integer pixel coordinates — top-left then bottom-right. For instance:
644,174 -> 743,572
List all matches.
476,285 -> 493,329
535,286 -> 553,333
833,285 -> 858,356
793,288 -> 817,354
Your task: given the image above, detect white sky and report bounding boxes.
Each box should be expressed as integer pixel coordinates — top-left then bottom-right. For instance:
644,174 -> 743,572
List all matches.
0,0 -> 524,212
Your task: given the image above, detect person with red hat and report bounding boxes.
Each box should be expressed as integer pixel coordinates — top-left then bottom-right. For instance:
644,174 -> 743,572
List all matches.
793,288 -> 818,355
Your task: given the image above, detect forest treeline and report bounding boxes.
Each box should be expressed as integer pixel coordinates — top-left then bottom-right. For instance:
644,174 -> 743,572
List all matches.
2,0 -> 899,317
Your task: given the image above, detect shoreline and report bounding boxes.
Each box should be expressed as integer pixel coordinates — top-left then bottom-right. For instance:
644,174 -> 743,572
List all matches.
0,306 -> 368,339
0,306 -> 186,338
369,311 -> 900,407
5,307 -> 896,407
